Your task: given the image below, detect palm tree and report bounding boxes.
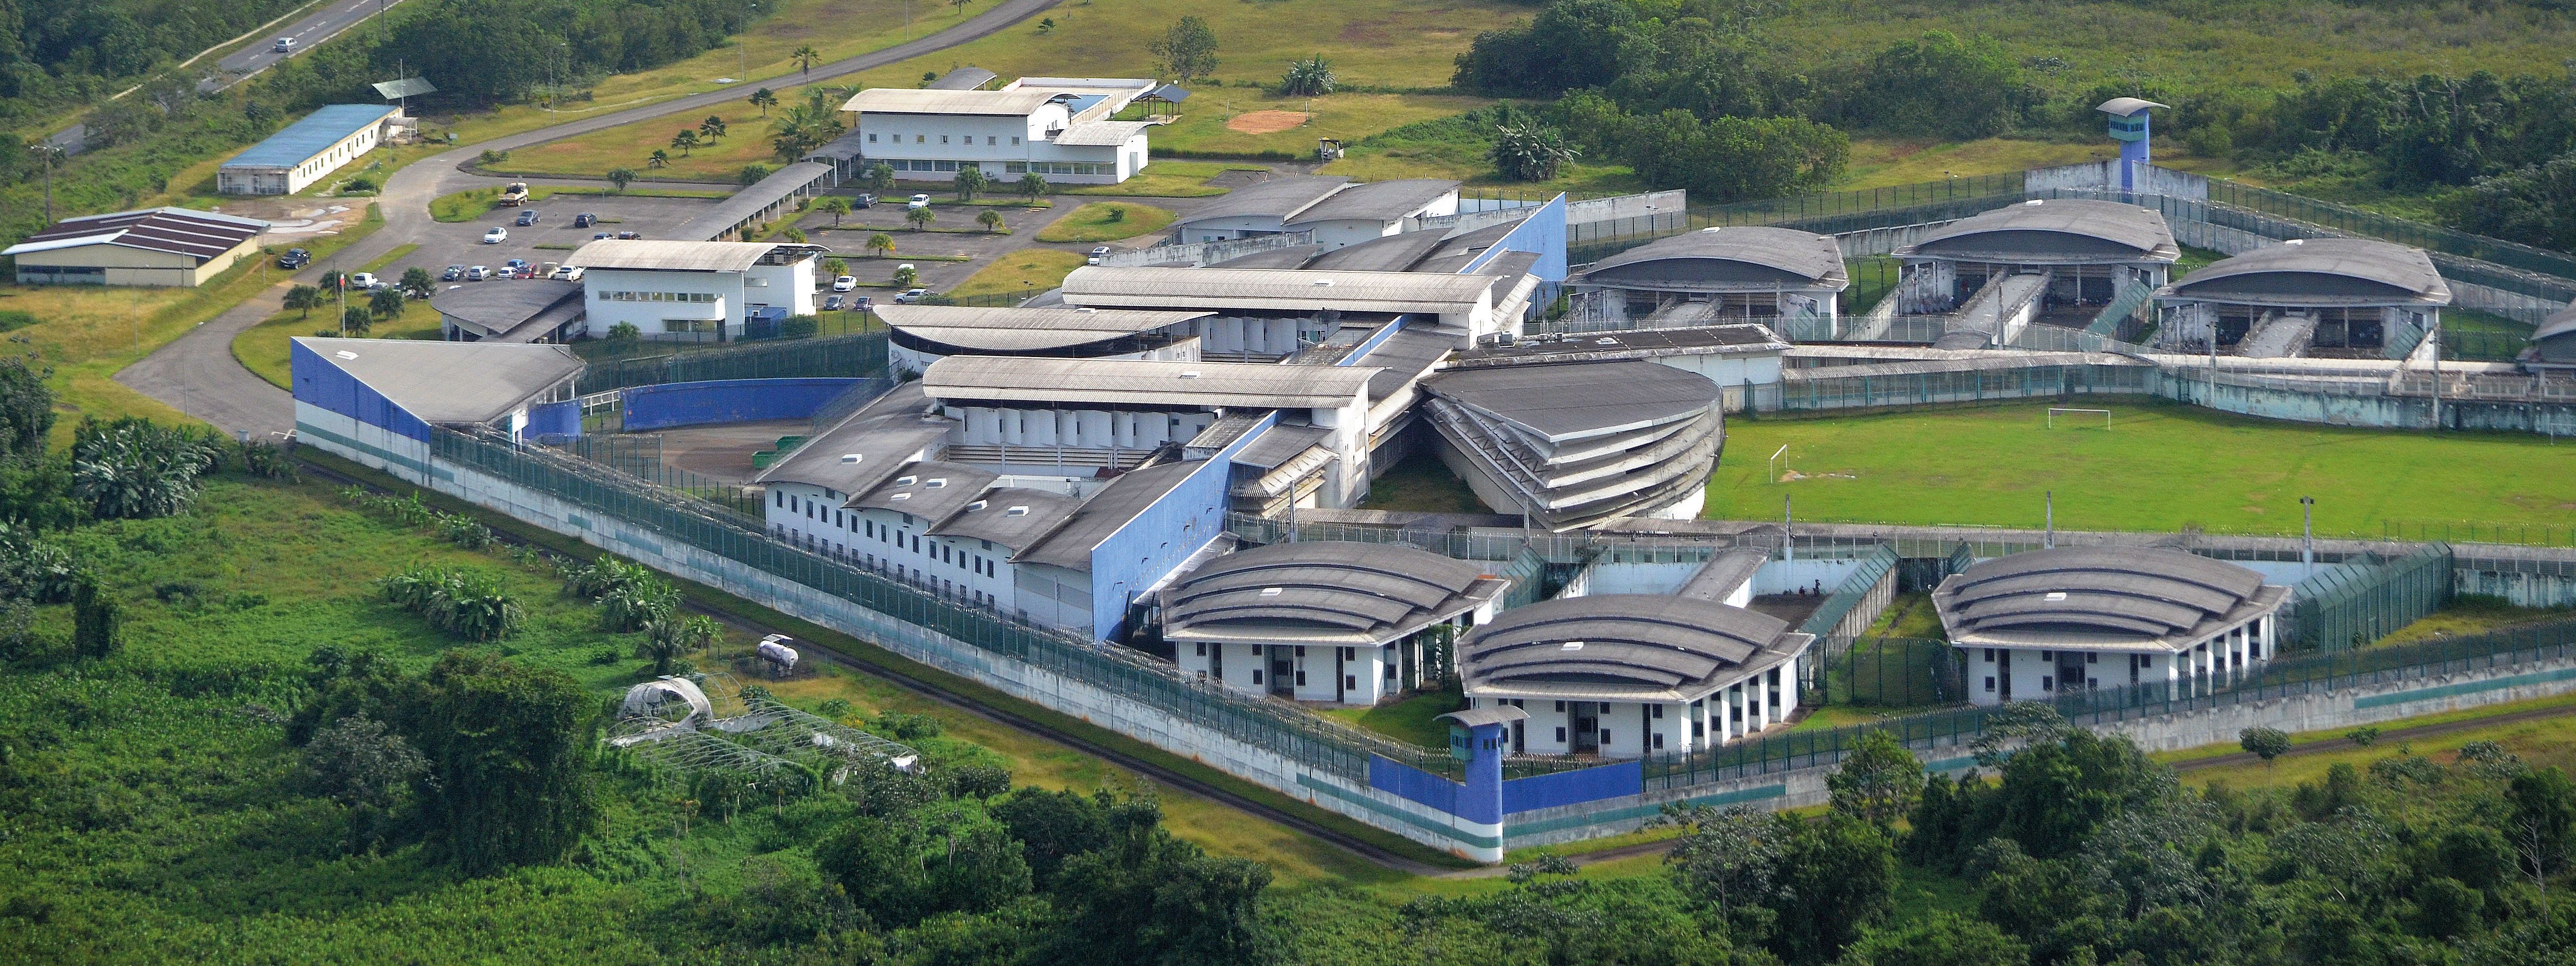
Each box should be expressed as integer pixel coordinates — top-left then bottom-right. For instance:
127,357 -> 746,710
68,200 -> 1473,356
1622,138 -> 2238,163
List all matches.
369,288 -> 406,320
647,149 -> 670,169
606,168 -> 637,192
976,209 -> 1004,232
866,233 -> 894,257
749,87 -> 777,116
791,45 -> 820,77
904,206 -> 935,231
892,265 -> 919,288
818,196 -> 852,226
671,129 -> 700,156
283,285 -> 321,319
700,115 -> 728,142
865,164 -> 896,194
1016,172 -> 1049,200
1279,54 -> 1336,97
952,165 -> 987,201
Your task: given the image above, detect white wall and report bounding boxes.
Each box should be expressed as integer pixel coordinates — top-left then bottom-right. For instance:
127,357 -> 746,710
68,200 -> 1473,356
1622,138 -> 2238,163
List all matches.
745,259 -> 818,316
582,267 -> 742,338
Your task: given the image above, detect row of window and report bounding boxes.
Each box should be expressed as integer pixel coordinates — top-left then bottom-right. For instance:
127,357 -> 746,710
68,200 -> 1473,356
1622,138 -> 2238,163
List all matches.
870,133 -> 1025,147
1005,162 -> 1110,176
776,488 -> 1001,581
600,291 -> 719,303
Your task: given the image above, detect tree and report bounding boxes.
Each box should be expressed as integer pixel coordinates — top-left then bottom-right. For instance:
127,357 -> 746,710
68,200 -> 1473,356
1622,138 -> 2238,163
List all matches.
1147,16 -> 1220,84
953,165 -> 988,201
369,288 -> 406,320
647,149 -> 670,170
976,209 -> 1004,232
1661,803 -> 1786,912
399,267 -> 434,299
402,650 -> 597,874
1828,730 -> 1926,829
284,284 -> 323,319
892,265 -> 921,288
866,163 -> 897,193
2239,726 -> 2291,764
71,417 -> 217,521
700,114 -> 728,142
0,358 -> 54,466
302,714 -> 428,810
906,206 -> 936,231
607,321 -> 642,344
342,305 -> 374,336
1490,120 -> 1577,181
70,576 -> 119,659
819,195 -> 852,226
740,164 -> 772,186
636,614 -> 720,675
792,44 -> 820,77
1834,913 -> 2030,966
607,167 -> 637,192
672,129 -> 700,156
825,257 -> 849,278
2511,767 -> 2576,889
951,0 -> 969,14
1279,54 -> 1335,96
1040,816 -> 1272,965
750,87 -> 777,116
867,233 -> 895,257
1768,816 -> 1898,964
1017,172 -> 1049,199
1037,16 -> 1055,33
783,227 -> 808,243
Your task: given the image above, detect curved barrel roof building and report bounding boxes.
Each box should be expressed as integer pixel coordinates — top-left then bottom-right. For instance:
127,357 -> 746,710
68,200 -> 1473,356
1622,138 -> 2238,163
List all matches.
1421,361 -> 1723,531
1457,594 -> 1813,757
1933,546 -> 2290,705
1167,540 -> 1506,706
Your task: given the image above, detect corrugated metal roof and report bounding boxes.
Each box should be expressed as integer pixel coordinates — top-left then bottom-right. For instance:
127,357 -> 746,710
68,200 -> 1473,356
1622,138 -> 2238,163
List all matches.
1174,176 -> 1349,225
676,162 -> 835,241
4,206 -> 268,262
296,337 -> 581,425
1934,546 -> 2285,647
931,487 -> 1081,550
2538,303 -> 2576,343
1162,540 -> 1503,644
843,88 -> 1061,116
1460,594 -> 1804,700
850,459 -> 997,521
1581,226 -> 1847,285
1451,324 -> 1790,367
1424,361 -> 1716,441
1351,326 -> 1457,400
224,105 -> 398,169
1229,423 -> 1331,469
432,280 -> 584,338
877,305 -> 1208,352
922,356 -> 1378,408
566,239 -> 801,273
1304,230 -> 1447,273
2163,237 -> 2449,303
1284,179 -> 1459,226
755,383 -> 951,493
926,67 -> 999,90
1018,459 -> 1206,569
1908,199 -> 2177,258
1205,244 -> 1324,269
1052,120 -> 1153,146
1060,266 -> 1502,313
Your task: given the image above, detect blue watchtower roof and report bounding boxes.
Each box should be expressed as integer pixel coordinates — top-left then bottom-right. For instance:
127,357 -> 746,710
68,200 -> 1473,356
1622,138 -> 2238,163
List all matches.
225,105 -> 398,169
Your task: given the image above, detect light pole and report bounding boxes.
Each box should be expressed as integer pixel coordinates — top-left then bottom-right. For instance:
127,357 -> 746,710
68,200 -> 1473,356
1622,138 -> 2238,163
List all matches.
27,142 -> 55,224
2301,496 -> 2316,579
740,3 -> 756,80
2044,490 -> 2054,549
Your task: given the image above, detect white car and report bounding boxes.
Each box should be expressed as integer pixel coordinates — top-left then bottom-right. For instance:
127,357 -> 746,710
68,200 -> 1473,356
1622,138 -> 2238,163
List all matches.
550,266 -> 584,281
830,275 -> 857,293
272,37 -> 297,53
1088,245 -> 1112,266
906,193 -> 931,209
346,272 -> 377,289
893,288 -> 930,303
482,227 -> 508,244
466,266 -> 491,281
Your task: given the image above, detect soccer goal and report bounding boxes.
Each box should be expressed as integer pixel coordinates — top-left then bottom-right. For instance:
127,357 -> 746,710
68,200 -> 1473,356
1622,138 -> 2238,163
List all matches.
2047,407 -> 2113,429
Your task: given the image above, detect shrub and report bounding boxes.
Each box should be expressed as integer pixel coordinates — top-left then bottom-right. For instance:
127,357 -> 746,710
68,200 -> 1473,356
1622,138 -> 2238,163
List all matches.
2239,726 -> 2292,764
380,564 -> 524,641
437,513 -> 494,550
238,440 -> 299,481
599,579 -> 680,632
71,417 -> 218,520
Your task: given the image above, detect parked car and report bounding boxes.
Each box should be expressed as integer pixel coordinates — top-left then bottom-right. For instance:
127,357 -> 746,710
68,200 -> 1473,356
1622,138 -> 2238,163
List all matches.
550,266 -> 584,281
514,210 -> 540,226
831,275 -> 857,293
466,266 -> 491,281
272,37 -> 296,53
277,248 -> 312,270
615,231 -> 641,240
592,232 -> 612,241
824,294 -> 846,311
347,272 -> 378,290
491,266 -> 516,280
906,193 -> 931,209
852,193 -> 876,209
1088,245 -> 1112,266
441,264 -> 466,281
482,227 -> 508,244
503,259 -> 530,272
894,262 -> 915,274
572,212 -> 597,228
893,288 -> 930,304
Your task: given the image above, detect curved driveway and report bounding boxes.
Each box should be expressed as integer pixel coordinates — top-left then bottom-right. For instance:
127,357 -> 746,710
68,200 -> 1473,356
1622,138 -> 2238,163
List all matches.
119,0 -> 1059,435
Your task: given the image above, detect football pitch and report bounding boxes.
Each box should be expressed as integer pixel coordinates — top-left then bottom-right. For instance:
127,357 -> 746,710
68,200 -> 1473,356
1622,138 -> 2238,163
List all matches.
1706,398 -> 2576,536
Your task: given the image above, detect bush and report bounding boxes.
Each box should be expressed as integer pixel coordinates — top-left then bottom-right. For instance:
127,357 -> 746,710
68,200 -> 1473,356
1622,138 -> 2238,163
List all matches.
436,513 -> 494,550
238,440 -> 300,481
872,710 -> 944,741
599,579 -> 680,632
71,417 -> 218,520
2239,726 -> 2292,764
380,564 -> 524,641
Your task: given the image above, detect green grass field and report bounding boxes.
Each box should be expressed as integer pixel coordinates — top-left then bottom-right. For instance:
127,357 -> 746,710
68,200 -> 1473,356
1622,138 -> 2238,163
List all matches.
232,298 -> 446,390
945,248 -> 1086,300
1033,201 -> 1172,243
1709,399 -> 2576,535
1358,451 -> 1488,514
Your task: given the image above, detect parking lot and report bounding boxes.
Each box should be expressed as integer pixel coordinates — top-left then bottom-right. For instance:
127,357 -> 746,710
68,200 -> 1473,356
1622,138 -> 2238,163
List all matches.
373,192 -> 722,291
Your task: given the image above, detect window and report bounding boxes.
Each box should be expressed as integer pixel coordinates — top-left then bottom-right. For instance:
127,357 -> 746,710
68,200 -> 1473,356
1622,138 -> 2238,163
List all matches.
1599,729 -> 1612,745
1194,642 -> 1206,657
1983,648 -> 1995,662
2042,675 -> 2055,692
987,136 -> 997,145
2040,650 -> 2054,661
1343,675 -> 1355,691
1652,733 -> 1665,750
1692,721 -> 1704,737
2086,652 -> 2098,664
1985,676 -> 1996,692
1553,700 -> 1565,712
1251,669 -> 1262,684
869,133 -> 878,142
915,135 -> 925,143
1555,727 -> 1567,743
940,135 -> 949,144
1650,705 -> 1664,719
1294,671 -> 1307,686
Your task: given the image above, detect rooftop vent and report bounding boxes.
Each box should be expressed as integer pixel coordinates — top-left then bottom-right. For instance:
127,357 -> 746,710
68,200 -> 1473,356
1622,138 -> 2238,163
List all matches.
840,453 -> 863,464
335,350 -> 359,360
1595,337 -> 1619,346
1179,370 -> 1201,378
1260,587 -> 1283,596
926,478 -> 947,488
1560,641 -> 1585,651
2045,591 -> 2068,601
1005,505 -> 1030,516
895,475 -> 917,486
967,500 -> 988,511
889,492 -> 911,501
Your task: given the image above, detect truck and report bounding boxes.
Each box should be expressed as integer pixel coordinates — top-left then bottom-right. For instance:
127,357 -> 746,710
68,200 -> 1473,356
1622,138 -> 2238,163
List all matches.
497,182 -> 531,206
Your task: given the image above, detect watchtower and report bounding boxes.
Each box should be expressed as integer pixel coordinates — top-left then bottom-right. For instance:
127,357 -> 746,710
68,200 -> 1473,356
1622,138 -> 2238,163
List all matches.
2096,97 -> 2167,192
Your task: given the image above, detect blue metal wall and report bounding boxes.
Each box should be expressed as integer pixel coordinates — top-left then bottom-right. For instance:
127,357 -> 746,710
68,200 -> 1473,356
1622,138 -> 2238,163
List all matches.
290,340 -> 431,441
1370,755 -> 1473,819
526,399 -> 583,438
1085,412 -> 1275,640
622,377 -> 871,430
1462,194 -> 1569,283
1503,760 -> 1643,814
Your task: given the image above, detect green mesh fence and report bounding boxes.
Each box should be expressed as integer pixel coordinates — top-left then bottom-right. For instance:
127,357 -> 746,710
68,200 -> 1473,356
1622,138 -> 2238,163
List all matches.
1770,363 -> 2155,411
1799,545 -> 1896,638
2283,543 -> 2456,651
580,332 -> 891,395
1811,637 -> 1964,708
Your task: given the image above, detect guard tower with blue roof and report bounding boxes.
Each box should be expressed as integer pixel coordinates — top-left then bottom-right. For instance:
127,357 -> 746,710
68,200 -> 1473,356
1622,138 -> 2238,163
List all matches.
218,104 -> 402,196
2096,97 -> 2166,193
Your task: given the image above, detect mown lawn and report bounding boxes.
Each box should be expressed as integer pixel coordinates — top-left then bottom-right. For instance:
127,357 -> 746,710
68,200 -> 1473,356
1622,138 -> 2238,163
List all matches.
1063,159 -> 1254,198
488,92 -> 835,182
1033,201 -> 1173,243
1357,451 -> 1487,514
1708,398 -> 2576,534
2172,697 -> 2576,791
232,298 -> 446,390
945,248 -> 1086,301
1320,688 -> 1465,749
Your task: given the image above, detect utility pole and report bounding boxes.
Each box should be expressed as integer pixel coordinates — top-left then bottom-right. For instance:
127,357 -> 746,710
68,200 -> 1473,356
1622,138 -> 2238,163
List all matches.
2044,490 -> 2054,549
1782,496 -> 1793,563
2301,496 -> 2316,580
28,143 -> 54,224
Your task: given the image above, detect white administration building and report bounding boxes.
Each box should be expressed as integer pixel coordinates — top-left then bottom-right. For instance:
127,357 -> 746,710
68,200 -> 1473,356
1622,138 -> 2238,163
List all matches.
1933,547 -> 2291,706
566,239 -> 826,340
841,78 -> 1159,186
217,105 -> 404,196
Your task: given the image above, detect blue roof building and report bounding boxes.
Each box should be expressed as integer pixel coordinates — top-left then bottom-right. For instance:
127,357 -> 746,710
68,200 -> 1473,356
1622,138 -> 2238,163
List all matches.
218,105 -> 402,196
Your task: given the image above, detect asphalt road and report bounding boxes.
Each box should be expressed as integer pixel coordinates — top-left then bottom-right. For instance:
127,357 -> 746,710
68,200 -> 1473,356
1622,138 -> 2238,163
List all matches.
118,0 -> 1062,436
200,0 -> 411,94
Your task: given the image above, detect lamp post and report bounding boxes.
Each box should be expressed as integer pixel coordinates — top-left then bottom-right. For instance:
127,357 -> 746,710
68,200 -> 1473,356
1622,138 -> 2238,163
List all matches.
2301,496 -> 2316,579
27,142 -> 55,224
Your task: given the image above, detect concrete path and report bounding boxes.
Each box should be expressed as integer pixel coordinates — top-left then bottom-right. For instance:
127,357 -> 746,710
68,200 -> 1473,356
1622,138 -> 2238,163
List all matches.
117,0 -> 1062,435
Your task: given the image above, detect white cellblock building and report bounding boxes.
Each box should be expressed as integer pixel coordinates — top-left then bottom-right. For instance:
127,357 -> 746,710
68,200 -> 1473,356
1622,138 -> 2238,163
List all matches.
1055,266 -> 1540,358
1457,595 -> 1814,758
1165,541 -> 1506,706
841,78 -> 1158,186
875,304 -> 1212,376
1166,176 -> 1460,248
566,239 -> 826,340
1933,547 -> 2292,707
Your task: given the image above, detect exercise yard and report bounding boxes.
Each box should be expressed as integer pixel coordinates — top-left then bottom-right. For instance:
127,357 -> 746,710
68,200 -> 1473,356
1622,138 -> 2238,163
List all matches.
1705,398 -> 2576,536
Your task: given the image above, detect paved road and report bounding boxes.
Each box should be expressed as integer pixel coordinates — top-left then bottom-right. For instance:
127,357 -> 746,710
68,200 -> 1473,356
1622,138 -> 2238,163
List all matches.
118,0 -> 1061,436
201,0 -> 412,94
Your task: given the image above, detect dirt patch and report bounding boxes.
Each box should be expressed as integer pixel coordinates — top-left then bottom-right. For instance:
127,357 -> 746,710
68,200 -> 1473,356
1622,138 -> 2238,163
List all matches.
1227,110 -> 1309,135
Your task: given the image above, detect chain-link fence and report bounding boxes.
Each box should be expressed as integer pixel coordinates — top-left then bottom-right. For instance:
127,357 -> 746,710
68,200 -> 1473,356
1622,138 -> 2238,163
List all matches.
1766,363 -> 2155,412
430,428 -> 1460,781
1810,637 -> 1964,708
580,332 -> 891,395
2280,543 -> 2455,650
574,310 -> 885,363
